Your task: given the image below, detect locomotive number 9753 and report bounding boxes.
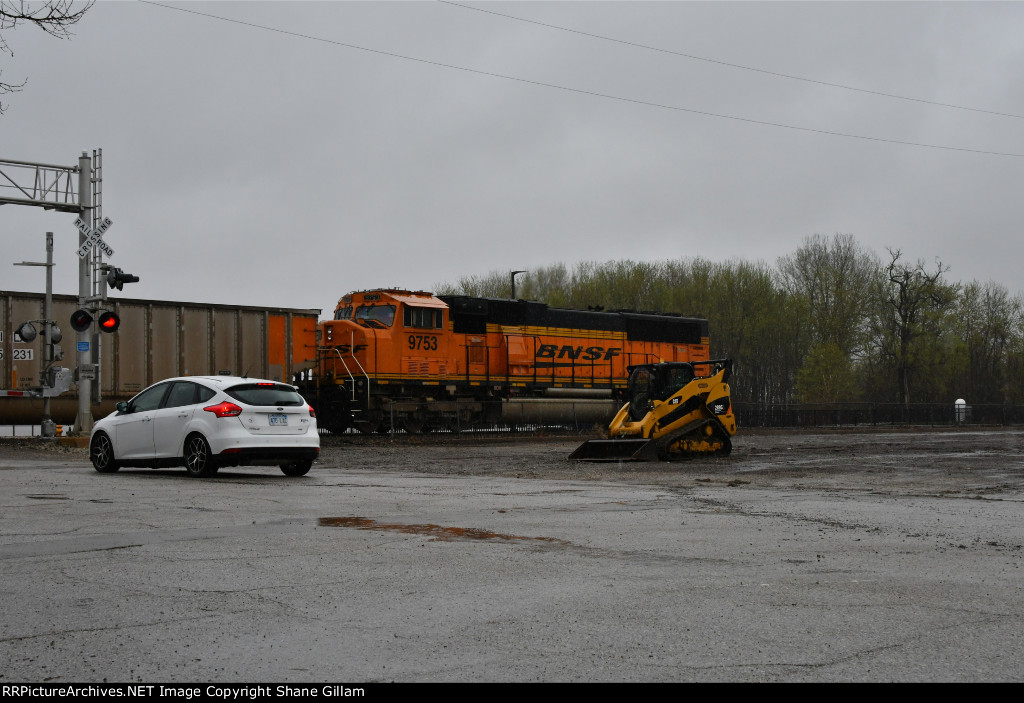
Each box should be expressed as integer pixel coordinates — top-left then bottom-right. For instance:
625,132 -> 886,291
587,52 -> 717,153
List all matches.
408,335 -> 438,351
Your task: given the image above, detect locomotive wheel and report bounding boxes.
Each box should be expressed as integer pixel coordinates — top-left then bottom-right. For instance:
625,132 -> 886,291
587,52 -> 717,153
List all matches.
401,417 -> 425,434
320,418 -> 350,435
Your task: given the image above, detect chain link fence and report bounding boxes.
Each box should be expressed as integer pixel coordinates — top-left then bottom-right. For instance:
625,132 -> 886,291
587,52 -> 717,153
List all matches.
734,401 -> 1024,428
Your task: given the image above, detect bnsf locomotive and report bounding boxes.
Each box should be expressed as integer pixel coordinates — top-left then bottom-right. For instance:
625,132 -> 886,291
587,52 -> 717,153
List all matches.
301,289 -> 712,434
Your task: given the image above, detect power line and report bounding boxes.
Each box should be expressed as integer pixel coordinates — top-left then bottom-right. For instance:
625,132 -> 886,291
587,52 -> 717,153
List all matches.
139,1 -> 1024,158
441,0 -> 1024,122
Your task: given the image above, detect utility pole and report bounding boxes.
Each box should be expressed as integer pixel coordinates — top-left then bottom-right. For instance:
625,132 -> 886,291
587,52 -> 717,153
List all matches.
12,232 -> 59,436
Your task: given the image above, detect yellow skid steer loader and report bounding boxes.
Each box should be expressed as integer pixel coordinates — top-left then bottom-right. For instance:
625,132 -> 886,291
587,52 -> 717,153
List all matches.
570,359 -> 736,461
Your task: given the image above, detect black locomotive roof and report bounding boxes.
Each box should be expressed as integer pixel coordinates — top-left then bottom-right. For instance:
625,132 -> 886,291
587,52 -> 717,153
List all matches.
439,295 -> 708,344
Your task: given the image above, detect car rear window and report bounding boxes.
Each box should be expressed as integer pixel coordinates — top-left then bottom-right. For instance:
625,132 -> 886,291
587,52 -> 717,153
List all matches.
225,383 -> 305,407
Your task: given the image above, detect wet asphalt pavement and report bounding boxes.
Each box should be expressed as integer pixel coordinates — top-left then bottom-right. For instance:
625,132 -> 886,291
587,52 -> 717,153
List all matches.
0,428 -> 1021,682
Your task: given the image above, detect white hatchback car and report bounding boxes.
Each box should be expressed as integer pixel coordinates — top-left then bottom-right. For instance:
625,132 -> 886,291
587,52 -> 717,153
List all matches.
89,376 -> 320,477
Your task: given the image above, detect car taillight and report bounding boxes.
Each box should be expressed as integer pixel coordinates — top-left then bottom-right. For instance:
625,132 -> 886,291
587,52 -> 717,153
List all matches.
308,404 -> 317,418
204,401 -> 242,418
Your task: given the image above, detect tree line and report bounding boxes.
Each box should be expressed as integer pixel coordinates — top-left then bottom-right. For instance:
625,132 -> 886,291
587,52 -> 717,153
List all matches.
435,234 -> 1024,409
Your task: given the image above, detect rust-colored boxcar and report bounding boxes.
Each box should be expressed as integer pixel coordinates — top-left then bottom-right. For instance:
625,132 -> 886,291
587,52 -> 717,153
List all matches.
1,290 -> 318,426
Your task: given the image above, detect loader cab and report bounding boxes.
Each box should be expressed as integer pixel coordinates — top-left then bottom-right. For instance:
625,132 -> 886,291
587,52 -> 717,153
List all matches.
625,362 -> 695,421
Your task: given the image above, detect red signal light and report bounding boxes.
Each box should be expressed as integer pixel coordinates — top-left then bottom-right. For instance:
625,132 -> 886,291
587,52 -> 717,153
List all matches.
98,311 -> 120,333
203,401 -> 242,418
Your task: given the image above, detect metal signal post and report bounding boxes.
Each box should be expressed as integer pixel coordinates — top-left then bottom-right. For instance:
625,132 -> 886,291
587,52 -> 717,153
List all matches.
73,150 -> 139,430
0,149 -> 123,435
76,151 -> 95,432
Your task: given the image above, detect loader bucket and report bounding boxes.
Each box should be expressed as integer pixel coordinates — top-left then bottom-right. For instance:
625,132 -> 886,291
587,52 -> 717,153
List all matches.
569,438 -> 653,462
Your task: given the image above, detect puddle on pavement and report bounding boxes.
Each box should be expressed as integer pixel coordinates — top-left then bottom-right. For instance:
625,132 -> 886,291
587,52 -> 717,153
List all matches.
318,516 -> 566,545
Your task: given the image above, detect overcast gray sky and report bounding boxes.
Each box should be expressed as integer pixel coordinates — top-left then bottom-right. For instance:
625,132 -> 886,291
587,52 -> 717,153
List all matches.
2,1 -> 1022,318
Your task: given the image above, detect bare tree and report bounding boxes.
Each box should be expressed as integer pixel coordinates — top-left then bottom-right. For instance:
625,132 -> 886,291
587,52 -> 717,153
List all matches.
0,0 -> 94,113
877,248 -> 958,407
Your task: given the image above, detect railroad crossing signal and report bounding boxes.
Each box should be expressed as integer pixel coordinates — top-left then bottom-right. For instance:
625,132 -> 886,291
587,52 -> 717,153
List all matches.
74,216 -> 114,258
14,321 -> 62,344
16,322 -> 37,343
70,309 -> 120,333
70,310 -> 93,332
106,267 -> 140,291
97,312 -> 120,333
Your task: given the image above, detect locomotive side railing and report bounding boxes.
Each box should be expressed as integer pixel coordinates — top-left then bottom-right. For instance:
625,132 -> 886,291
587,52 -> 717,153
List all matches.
329,330 -> 369,401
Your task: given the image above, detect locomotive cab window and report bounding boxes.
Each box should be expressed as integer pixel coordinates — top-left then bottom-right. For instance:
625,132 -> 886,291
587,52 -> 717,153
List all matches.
334,306 -> 353,321
355,304 -> 395,328
404,306 -> 443,330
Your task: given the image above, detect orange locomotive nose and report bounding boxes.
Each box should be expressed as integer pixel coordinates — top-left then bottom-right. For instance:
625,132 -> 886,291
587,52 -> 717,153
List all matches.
321,320 -> 369,355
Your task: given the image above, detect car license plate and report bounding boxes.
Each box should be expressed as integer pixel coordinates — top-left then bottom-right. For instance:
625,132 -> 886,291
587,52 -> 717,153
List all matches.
269,414 -> 288,426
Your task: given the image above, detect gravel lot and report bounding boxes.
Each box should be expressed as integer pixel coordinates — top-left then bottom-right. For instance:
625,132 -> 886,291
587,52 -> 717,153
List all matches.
4,425 -> 1024,494
315,425 -> 1024,495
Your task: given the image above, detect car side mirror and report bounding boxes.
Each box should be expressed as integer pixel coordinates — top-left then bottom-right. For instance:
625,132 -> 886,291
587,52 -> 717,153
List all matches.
116,401 -> 129,414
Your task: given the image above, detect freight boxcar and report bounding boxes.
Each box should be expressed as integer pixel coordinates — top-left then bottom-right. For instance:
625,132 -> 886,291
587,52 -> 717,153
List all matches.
1,290 -> 318,427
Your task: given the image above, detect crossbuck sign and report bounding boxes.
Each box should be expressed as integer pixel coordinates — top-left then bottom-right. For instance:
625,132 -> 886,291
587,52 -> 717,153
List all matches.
75,216 -> 114,258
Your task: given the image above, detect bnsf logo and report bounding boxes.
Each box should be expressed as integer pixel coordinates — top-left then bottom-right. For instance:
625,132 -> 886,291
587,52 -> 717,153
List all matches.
335,344 -> 368,355
536,344 -> 621,361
